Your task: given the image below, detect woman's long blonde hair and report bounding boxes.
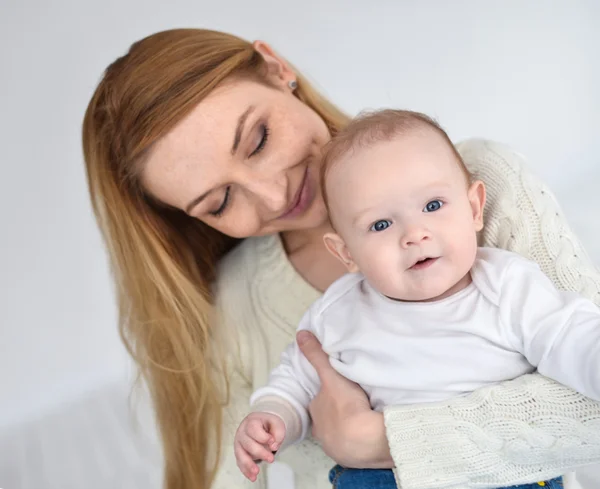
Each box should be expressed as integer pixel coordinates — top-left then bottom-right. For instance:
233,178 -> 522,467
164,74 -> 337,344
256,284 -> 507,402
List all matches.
82,29 -> 348,489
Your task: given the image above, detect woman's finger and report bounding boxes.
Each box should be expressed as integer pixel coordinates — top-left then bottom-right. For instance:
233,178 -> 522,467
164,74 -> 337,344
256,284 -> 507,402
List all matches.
297,330 -> 337,383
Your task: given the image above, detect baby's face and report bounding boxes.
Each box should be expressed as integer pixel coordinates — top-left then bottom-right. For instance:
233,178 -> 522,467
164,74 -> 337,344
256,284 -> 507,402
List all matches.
325,129 -> 485,302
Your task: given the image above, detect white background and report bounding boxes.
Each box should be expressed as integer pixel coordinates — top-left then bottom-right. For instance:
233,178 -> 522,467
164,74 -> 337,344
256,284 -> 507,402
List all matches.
1,0 -> 599,486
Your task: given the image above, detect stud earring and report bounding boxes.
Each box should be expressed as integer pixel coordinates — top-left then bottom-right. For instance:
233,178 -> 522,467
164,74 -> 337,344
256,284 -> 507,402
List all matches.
288,79 -> 298,90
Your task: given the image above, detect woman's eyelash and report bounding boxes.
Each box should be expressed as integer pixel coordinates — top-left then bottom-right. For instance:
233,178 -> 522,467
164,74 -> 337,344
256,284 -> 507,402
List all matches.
209,125 -> 268,217
210,186 -> 230,217
250,124 -> 270,157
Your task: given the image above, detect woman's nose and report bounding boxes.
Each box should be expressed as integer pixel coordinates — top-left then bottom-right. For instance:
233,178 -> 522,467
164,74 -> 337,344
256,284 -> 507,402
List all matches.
247,174 -> 288,215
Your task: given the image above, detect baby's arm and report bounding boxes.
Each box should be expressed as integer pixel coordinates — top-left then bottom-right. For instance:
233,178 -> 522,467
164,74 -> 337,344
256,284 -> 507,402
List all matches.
250,305 -> 323,439
501,258 -> 600,400
234,305 -> 323,479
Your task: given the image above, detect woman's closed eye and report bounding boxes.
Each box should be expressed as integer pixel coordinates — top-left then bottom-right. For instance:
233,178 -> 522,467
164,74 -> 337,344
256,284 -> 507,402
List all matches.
209,186 -> 230,217
207,125 -> 269,218
250,123 -> 270,157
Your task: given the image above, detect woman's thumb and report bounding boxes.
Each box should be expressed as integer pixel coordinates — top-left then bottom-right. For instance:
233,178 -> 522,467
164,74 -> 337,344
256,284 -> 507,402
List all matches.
297,331 -> 332,379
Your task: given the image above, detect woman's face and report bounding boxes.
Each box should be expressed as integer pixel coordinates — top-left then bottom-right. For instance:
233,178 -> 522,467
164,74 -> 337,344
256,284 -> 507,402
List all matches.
142,54 -> 332,238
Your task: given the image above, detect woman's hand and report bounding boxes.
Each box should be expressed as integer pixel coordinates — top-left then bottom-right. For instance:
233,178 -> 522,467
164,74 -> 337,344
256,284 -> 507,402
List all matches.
296,331 -> 394,469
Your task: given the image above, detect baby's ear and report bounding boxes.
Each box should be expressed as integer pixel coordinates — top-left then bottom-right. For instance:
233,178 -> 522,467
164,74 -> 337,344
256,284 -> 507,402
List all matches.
468,180 -> 486,231
323,233 -> 359,273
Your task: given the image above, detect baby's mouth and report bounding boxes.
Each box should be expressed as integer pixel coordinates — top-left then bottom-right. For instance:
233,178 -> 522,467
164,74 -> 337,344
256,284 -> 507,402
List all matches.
409,257 -> 439,270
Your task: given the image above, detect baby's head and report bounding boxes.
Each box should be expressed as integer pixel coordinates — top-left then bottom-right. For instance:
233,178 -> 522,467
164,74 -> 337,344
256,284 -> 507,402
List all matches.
321,109 -> 486,302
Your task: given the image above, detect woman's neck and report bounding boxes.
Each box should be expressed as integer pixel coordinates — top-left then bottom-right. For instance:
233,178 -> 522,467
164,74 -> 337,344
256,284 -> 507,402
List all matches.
281,222 -> 335,255
280,222 -> 347,293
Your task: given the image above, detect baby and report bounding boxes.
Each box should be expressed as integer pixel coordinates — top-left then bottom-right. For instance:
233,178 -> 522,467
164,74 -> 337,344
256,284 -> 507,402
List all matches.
234,109 -> 600,488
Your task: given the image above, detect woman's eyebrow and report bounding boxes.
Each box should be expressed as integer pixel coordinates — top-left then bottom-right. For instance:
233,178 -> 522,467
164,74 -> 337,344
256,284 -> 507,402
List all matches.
231,105 -> 255,155
185,105 -> 258,214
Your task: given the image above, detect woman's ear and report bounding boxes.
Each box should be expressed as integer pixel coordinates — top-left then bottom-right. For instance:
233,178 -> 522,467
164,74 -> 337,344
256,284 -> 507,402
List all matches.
468,180 -> 486,231
252,41 -> 296,89
323,233 -> 359,273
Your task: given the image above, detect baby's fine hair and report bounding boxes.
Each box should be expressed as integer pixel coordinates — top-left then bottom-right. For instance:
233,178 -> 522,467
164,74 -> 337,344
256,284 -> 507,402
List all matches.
320,109 -> 471,212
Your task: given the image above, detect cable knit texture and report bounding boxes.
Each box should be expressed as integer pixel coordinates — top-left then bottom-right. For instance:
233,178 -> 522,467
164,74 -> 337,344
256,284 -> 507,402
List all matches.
212,139 -> 600,489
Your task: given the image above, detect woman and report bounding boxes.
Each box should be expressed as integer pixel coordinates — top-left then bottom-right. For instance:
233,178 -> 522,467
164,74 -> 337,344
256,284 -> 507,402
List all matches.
82,28 -> 600,489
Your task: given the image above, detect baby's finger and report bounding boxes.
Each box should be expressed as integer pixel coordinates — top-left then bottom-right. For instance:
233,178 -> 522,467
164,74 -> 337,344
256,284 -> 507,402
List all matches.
234,443 -> 260,481
247,419 -> 273,445
240,435 -> 275,464
266,416 -> 286,450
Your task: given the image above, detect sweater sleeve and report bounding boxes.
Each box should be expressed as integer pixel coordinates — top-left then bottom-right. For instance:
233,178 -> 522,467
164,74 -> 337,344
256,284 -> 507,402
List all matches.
383,139 -> 600,489
384,374 -> 600,489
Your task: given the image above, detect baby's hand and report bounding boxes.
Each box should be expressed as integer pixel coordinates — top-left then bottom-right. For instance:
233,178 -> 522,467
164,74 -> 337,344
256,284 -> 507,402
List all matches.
234,412 -> 286,481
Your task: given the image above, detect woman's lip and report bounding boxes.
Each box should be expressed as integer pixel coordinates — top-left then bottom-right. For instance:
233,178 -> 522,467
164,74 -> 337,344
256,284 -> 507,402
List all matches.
279,169 -> 309,219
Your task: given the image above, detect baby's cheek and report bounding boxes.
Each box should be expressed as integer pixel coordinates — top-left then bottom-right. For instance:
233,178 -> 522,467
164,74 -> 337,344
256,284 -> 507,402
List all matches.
452,233 -> 479,268
367,250 -> 401,287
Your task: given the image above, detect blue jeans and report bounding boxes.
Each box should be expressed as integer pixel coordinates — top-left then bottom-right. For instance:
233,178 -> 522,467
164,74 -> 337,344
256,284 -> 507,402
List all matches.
328,466 -> 563,489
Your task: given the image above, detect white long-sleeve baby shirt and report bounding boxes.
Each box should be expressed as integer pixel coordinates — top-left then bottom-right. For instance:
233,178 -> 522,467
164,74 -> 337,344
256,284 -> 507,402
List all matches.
250,247 -> 600,446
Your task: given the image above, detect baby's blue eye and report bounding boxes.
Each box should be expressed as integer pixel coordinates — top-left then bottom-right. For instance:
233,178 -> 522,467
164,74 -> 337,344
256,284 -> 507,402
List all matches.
424,200 -> 443,213
370,220 -> 391,232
